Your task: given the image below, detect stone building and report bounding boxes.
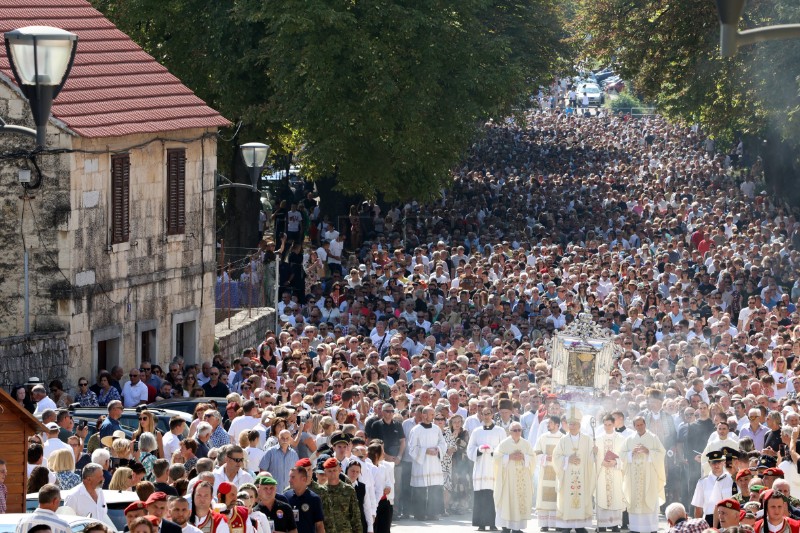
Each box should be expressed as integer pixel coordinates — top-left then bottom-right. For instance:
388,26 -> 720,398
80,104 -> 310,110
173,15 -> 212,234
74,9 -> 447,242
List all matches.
0,0 -> 229,388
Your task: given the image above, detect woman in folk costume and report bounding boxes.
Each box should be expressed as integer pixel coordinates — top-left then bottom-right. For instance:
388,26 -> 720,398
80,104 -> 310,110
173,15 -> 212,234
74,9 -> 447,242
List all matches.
467,406 -> 508,530
595,414 -> 626,532
493,422 -> 536,533
552,405 -> 596,533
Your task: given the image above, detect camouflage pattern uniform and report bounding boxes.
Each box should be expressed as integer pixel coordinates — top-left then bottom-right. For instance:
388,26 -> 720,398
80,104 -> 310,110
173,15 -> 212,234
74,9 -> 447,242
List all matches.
319,481 -> 362,533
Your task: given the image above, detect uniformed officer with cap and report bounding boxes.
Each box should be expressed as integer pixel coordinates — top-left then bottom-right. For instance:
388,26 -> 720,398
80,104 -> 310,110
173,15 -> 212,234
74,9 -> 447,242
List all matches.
692,450 -> 734,526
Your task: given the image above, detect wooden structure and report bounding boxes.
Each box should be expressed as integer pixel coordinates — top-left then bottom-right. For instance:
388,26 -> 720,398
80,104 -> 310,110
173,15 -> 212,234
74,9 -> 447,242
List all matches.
0,386 -> 46,512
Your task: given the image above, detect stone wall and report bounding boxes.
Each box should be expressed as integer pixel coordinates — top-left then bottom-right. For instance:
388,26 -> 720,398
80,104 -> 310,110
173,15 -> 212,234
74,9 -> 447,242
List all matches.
214,308 -> 275,361
0,332 -> 69,389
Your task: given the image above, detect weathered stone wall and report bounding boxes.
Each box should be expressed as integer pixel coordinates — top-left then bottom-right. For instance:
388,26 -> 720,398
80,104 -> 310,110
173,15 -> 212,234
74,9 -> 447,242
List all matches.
0,332 -> 69,389
66,130 -> 218,380
0,82 -> 74,339
214,308 -> 275,361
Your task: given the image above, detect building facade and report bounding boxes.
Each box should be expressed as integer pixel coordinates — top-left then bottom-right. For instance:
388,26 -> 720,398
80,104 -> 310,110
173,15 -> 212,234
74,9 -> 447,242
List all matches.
0,0 -> 229,387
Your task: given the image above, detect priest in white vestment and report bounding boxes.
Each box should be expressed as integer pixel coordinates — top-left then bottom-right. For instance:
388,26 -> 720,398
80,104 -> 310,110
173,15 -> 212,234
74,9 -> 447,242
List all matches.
622,416 -> 666,533
552,406 -> 596,533
596,413 -> 626,530
467,407 -> 508,530
533,415 -> 564,531
493,422 -> 536,533
699,421 -> 739,476
407,406 -> 448,520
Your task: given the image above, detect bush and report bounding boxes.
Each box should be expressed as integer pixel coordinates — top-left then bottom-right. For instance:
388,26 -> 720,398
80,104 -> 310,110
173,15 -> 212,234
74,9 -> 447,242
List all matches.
606,91 -> 644,113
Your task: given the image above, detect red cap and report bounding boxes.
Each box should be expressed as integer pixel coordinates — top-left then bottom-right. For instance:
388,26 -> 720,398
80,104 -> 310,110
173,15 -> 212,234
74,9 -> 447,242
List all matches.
145,492 -> 168,506
740,510 -> 747,521
226,402 -> 240,411
763,467 -> 785,478
218,481 -> 235,495
717,498 -> 741,511
124,501 -> 147,515
144,516 -> 160,526
295,458 -> 312,468
323,457 -> 339,469
736,469 -> 752,481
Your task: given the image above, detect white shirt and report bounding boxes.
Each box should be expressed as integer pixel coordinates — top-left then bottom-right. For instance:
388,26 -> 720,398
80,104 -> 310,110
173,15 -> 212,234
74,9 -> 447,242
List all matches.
228,415 -> 261,443
181,525 -> 203,533
15,508 -> 71,533
43,436 -> 71,460
121,380 -> 149,407
163,432 -> 182,463
212,466 -> 254,493
34,396 -> 57,415
192,514 -> 230,533
328,239 -> 344,264
64,483 -> 113,528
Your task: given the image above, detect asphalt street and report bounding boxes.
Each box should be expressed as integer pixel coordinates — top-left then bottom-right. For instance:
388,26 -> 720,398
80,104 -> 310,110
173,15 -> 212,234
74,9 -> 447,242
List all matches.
392,511 -> 670,532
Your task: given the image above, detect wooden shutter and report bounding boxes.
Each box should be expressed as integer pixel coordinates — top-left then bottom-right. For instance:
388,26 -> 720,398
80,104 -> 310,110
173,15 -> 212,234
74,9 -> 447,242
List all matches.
166,149 -> 186,235
111,154 -> 130,244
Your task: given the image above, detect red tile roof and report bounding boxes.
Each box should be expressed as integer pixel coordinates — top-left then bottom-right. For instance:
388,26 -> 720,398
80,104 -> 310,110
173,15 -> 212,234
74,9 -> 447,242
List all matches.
0,0 -> 230,138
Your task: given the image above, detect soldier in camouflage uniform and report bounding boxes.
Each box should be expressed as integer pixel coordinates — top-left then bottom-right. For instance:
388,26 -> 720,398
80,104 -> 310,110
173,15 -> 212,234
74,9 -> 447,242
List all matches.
731,469 -> 753,506
319,457 -> 362,533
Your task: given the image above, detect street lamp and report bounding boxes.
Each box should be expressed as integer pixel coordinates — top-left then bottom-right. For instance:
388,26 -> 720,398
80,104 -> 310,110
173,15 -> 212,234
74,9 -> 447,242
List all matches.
716,0 -> 800,57
4,26 -> 78,147
240,142 -> 270,189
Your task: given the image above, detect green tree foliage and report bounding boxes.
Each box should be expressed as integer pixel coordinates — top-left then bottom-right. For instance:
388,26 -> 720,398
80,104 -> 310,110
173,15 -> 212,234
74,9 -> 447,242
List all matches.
238,0 -> 568,200
574,0 -> 800,148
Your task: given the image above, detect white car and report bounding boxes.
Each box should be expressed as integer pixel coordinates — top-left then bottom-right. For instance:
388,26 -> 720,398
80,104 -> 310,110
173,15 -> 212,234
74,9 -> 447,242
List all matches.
577,83 -> 604,107
0,514 -> 102,533
26,490 -> 138,532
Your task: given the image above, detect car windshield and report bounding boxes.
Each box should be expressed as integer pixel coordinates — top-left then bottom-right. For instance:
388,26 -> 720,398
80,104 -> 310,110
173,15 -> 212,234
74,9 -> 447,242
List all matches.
583,87 -> 600,94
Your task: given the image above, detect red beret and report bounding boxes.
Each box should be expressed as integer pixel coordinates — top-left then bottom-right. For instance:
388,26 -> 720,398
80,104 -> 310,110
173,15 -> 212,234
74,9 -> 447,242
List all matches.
218,481 -> 235,495
740,510 -> 747,521
145,492 -> 168,505
736,469 -> 752,481
323,457 -> 339,469
124,501 -> 147,515
295,458 -> 312,468
144,516 -> 160,526
764,468 -> 785,478
717,498 -> 741,511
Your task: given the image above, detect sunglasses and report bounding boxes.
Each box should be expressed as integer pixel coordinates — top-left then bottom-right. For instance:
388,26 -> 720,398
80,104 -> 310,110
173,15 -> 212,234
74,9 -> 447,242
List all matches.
138,417 -> 149,421
79,382 -> 88,386
229,457 -> 244,463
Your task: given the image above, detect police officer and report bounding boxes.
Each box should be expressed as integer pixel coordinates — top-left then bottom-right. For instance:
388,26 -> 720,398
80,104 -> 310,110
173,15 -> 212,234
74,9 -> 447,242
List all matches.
691,450 -> 734,526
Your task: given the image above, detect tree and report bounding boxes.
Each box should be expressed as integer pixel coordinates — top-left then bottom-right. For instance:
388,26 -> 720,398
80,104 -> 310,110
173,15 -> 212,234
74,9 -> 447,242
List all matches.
238,0 -> 568,201
574,0 -> 800,201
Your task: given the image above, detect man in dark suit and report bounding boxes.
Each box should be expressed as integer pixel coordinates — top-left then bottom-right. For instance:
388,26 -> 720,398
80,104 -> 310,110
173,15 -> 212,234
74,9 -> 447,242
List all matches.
145,492 -> 183,533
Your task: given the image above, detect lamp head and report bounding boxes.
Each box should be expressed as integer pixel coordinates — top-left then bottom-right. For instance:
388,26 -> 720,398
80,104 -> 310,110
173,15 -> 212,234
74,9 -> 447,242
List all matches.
240,142 -> 270,189
4,26 -> 78,146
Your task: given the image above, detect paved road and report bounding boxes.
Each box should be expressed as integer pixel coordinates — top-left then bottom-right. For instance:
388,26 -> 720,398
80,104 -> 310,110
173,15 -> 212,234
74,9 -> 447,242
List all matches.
392,511 -> 670,532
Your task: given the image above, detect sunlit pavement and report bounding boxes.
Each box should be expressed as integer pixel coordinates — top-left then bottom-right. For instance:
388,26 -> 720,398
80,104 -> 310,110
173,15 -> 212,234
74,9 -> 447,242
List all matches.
392,511 -> 670,532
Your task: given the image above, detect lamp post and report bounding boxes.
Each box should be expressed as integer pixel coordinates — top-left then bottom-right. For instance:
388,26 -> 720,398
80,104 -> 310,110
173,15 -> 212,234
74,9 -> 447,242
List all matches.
716,0 -> 800,57
238,142 -> 280,324
3,25 -> 77,147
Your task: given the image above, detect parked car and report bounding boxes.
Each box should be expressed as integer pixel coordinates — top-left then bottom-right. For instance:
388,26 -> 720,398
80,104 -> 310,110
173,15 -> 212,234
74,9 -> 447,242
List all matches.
602,76 -> 626,93
26,489 -> 138,532
2,513 -> 105,533
577,83 -> 605,106
148,397 -> 227,418
50,405 -> 192,438
594,69 -> 616,84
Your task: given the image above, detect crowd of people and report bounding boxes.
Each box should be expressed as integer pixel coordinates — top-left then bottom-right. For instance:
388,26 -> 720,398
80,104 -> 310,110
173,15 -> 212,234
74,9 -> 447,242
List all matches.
7,99 -> 800,533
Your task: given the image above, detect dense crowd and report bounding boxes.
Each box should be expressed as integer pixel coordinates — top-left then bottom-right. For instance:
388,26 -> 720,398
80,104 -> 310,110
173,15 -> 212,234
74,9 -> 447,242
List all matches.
7,99 -> 800,533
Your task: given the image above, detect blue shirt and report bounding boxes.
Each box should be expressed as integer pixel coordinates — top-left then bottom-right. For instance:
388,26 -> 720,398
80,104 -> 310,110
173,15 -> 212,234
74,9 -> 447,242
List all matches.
740,423 -> 769,451
99,416 -> 121,438
259,446 -> 299,492
283,488 -> 324,533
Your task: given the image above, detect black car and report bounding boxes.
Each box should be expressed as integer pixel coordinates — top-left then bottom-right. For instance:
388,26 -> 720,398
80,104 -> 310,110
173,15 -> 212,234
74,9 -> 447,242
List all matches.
148,397 -> 228,418
59,405 -> 192,438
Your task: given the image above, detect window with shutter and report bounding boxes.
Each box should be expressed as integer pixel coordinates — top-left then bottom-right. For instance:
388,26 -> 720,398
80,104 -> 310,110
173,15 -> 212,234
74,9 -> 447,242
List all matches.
166,149 -> 186,235
111,154 -> 130,244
